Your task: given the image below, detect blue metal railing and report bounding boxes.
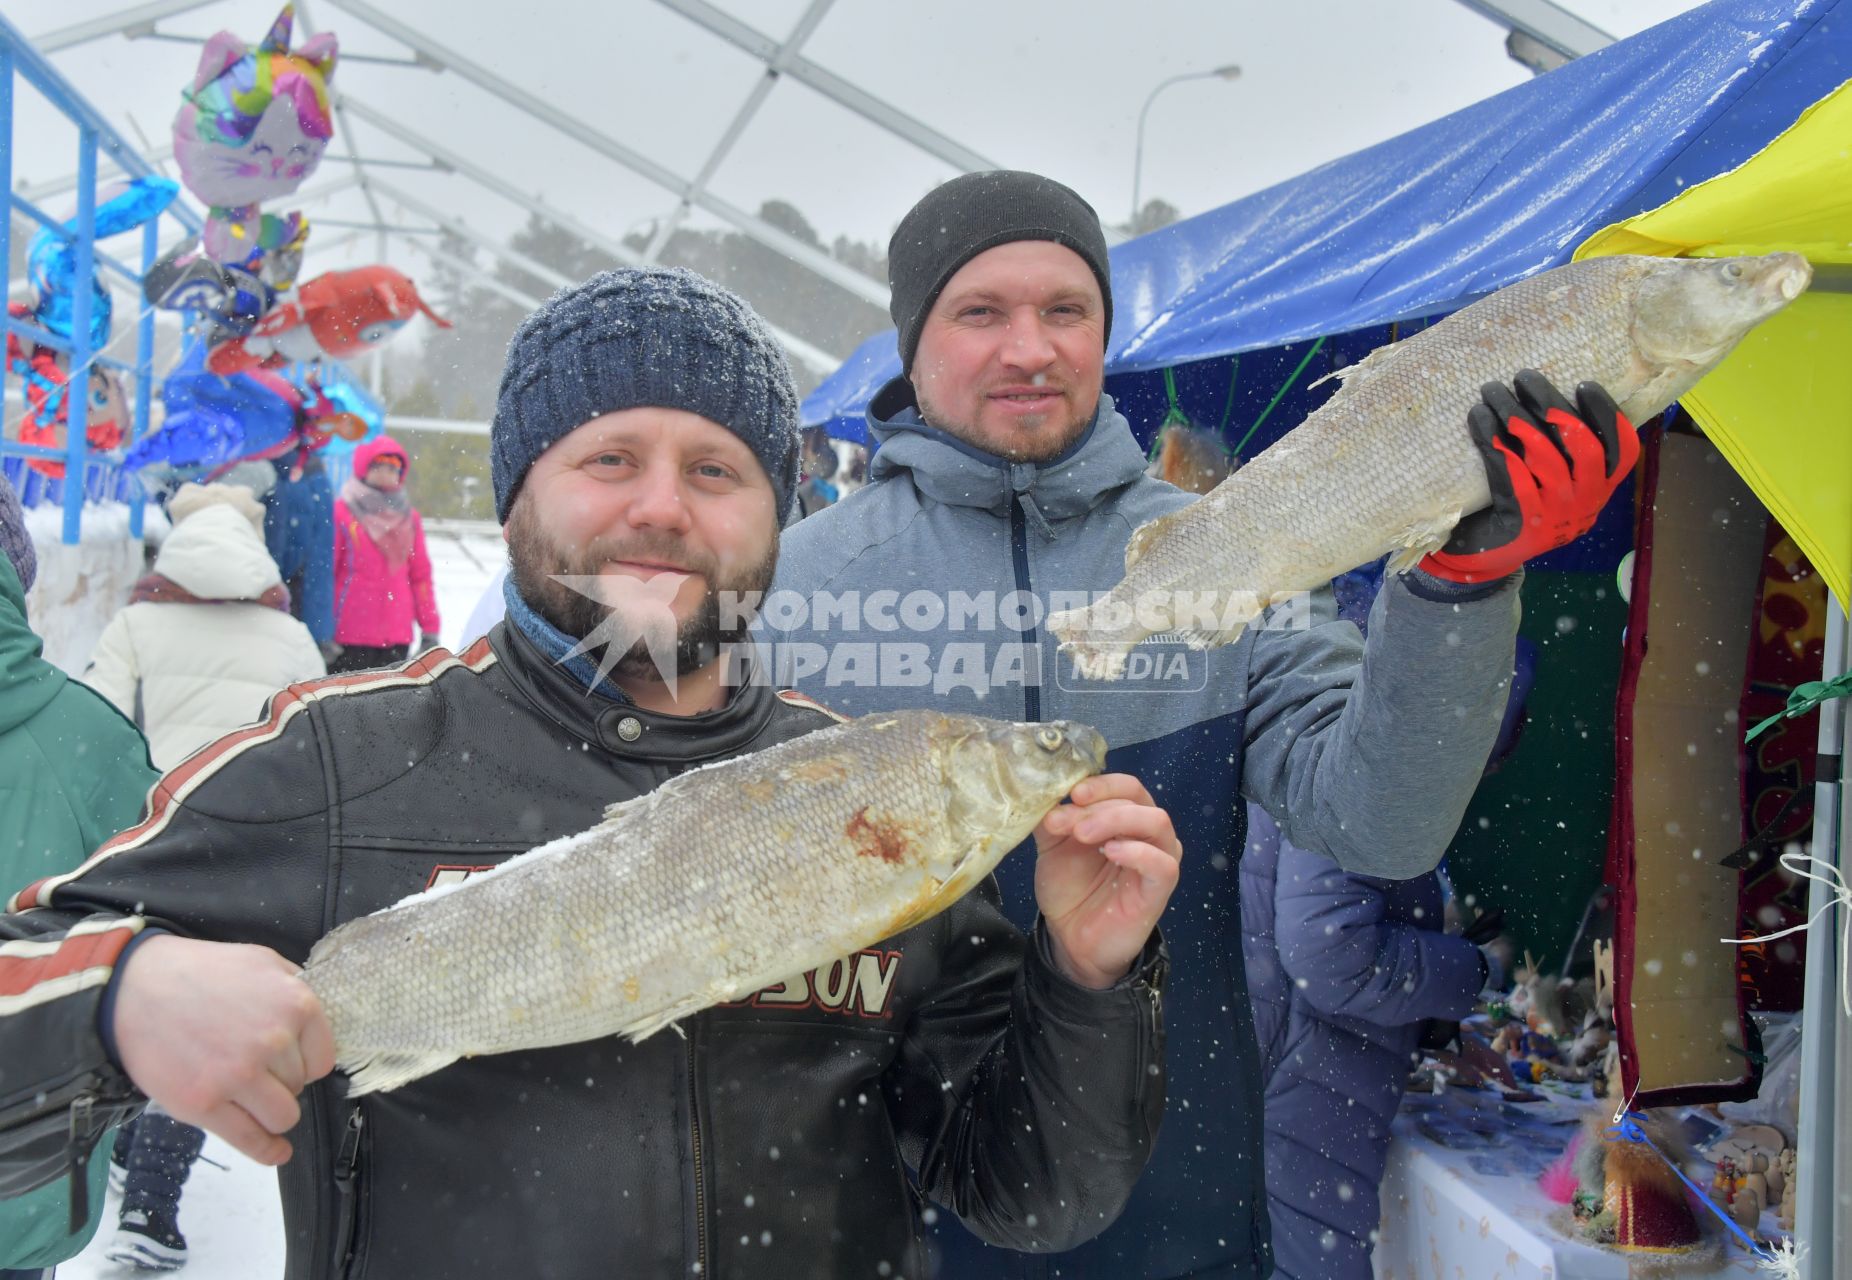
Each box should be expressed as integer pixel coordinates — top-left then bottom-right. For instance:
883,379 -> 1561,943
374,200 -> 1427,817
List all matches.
0,11 -> 201,544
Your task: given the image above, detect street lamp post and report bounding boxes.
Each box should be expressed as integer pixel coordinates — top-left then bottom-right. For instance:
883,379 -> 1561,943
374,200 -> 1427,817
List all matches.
1132,64 -> 1242,230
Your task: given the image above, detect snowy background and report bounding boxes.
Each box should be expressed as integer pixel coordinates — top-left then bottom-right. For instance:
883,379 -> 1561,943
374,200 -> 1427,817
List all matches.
27,507 -> 507,678
68,1135 -> 284,1278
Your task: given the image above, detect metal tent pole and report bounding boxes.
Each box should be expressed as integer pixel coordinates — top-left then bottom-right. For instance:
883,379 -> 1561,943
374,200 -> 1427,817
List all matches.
60,130 -> 98,546
128,217 -> 157,540
323,0 -> 888,308
1796,601 -> 1848,1277
0,44 -> 13,470
30,0 -> 219,53
641,0 -> 835,264
652,0 -> 995,174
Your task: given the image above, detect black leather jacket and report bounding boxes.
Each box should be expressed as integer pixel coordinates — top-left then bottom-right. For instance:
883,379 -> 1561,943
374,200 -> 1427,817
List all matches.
0,623 -> 1167,1279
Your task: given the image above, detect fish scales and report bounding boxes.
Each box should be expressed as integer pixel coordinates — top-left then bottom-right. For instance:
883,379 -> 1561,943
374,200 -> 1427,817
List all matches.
1049,253 -> 1812,671
302,710 -> 1105,1095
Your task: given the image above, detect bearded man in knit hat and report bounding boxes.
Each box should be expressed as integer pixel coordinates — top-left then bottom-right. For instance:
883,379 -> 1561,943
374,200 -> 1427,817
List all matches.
0,267 -> 1179,1279
768,172 -> 1639,1278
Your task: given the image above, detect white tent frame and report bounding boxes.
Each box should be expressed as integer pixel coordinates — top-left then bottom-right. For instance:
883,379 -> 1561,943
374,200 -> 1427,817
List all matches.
25,0 -> 1009,410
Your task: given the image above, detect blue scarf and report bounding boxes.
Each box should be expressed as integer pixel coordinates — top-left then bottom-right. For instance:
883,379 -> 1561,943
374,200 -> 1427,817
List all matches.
502,576 -> 630,703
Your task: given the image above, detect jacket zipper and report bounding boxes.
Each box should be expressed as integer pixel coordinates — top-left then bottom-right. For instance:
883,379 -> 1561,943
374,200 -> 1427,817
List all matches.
65,1092 -> 97,1234
1134,955 -> 1167,1106
687,1037 -> 709,1276
1008,498 -> 1041,723
63,1080 -> 139,1233
331,1106 -> 366,1277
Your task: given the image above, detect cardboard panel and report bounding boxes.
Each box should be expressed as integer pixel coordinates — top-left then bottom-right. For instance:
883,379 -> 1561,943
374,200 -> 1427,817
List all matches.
1613,431 -> 1765,1104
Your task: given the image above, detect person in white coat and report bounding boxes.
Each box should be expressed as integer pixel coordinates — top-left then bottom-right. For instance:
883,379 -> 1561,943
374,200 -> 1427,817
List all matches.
81,483 -> 325,1269
87,483 -> 325,772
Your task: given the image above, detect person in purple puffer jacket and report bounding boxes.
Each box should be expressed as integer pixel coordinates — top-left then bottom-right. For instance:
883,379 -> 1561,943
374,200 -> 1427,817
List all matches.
1240,811 -> 1501,1278
330,435 -> 440,672
1241,564 -> 1519,1279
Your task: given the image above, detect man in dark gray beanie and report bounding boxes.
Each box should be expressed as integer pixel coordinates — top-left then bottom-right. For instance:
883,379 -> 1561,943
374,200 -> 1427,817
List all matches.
770,171 -> 1537,1280
886,169 -> 1113,379
0,261 -> 1172,1280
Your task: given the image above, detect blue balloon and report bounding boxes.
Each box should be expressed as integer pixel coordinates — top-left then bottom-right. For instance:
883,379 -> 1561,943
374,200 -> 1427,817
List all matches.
27,177 -> 180,350
122,338 -> 296,474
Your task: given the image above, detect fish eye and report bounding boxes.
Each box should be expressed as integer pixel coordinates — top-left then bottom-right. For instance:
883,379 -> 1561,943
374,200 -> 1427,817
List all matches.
1724,262 -> 1744,279
1034,726 -> 1063,752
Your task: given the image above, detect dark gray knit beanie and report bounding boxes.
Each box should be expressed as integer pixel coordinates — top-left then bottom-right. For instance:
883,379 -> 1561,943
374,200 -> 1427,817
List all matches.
0,472 -> 36,593
888,170 -> 1113,375
491,267 -> 801,524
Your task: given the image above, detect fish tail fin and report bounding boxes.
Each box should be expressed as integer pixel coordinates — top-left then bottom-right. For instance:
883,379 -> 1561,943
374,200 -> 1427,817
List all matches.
1048,595 -> 1151,681
618,992 -> 715,1044
1382,512 -> 1462,577
1123,508 -> 1187,571
1175,619 -> 1253,650
340,1050 -> 461,1097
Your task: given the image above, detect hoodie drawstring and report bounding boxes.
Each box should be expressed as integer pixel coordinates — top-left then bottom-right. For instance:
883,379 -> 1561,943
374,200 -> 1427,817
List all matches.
1008,461 -> 1057,543
1016,492 -> 1056,543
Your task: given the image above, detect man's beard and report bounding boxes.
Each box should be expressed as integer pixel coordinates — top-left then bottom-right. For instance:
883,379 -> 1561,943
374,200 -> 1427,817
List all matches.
506,496 -> 777,684
914,384 -> 1093,464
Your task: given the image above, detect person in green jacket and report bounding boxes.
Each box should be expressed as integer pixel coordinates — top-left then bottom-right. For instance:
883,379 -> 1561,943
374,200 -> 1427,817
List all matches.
0,473 -> 157,1277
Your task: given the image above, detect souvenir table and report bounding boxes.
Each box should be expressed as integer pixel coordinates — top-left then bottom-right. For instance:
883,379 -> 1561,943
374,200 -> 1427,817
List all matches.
1373,1088 -> 1771,1279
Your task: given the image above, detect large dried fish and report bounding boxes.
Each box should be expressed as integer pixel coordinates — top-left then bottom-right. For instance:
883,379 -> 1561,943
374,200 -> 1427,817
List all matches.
1050,253 -> 1812,673
302,710 -> 1105,1094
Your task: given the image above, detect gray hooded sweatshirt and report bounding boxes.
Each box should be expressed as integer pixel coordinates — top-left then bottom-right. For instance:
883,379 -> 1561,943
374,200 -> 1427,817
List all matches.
767,380 -> 1520,1279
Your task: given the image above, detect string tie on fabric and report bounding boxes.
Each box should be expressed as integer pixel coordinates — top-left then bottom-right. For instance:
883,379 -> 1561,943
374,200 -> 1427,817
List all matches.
1722,848 -> 1852,1018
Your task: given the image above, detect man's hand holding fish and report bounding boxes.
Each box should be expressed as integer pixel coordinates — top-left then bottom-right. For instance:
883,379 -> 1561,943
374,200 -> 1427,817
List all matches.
1034,771 -> 1183,989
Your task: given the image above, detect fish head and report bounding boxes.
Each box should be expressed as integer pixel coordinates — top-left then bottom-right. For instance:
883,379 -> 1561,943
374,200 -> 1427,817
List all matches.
860,717 -> 1105,938
852,717 -> 1104,941
1630,252 -> 1813,373
939,717 -> 1107,867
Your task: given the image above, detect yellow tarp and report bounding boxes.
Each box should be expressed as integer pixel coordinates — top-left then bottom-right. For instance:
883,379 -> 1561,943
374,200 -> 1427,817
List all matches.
1577,79 -> 1852,611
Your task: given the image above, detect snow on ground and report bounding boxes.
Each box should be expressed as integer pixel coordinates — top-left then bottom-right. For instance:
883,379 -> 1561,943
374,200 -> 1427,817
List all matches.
65,1134 -> 284,1280
424,518 -> 505,651
24,501 -> 166,678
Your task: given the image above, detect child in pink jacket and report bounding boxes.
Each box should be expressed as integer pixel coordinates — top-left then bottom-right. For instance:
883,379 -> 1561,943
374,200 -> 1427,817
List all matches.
331,435 -> 440,672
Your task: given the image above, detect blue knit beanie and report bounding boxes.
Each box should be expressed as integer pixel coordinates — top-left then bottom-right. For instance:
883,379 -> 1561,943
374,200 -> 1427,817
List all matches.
491,267 -> 801,524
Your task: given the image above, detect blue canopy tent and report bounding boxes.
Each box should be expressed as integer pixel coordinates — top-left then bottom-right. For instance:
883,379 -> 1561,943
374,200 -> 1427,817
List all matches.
800,329 -> 900,443
802,0 -> 1847,452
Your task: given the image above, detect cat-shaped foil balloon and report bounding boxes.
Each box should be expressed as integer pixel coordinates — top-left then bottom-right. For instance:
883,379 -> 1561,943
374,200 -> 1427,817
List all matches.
172,5 -> 337,265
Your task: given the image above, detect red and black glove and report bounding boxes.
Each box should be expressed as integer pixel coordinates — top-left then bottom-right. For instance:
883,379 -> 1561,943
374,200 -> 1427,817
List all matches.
1421,370 -> 1641,585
